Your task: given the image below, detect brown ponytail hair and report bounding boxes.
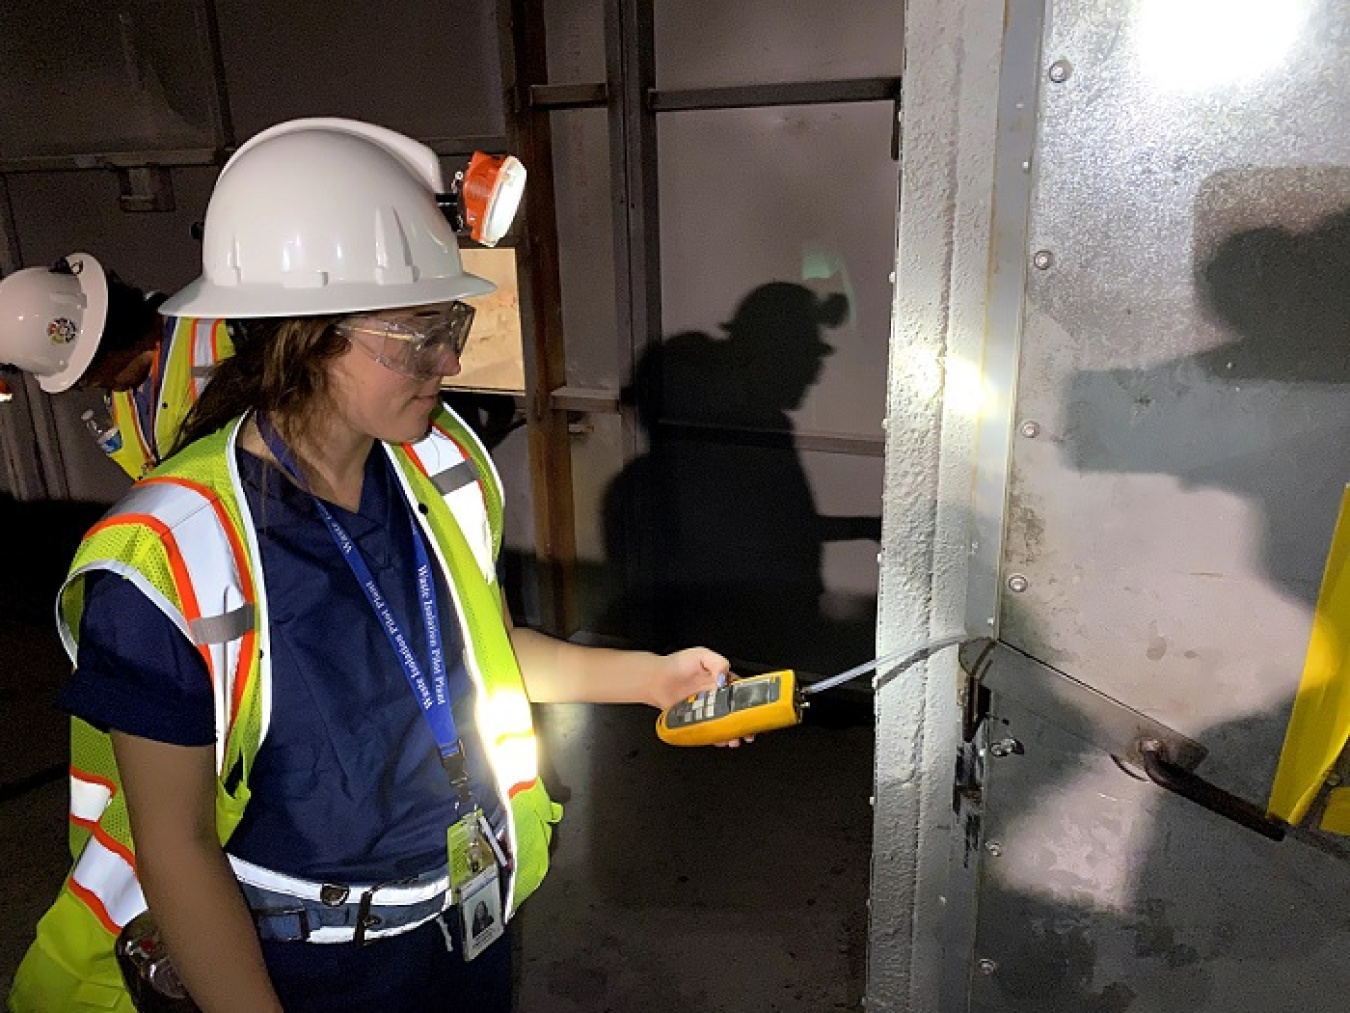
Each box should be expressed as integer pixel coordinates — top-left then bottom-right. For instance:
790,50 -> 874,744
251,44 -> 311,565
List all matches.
172,315 -> 347,453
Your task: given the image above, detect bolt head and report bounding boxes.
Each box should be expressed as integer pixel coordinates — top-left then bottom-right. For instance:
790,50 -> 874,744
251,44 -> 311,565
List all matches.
978,958 -> 998,975
1327,772 -> 1344,787
1020,420 -> 1041,439
1007,573 -> 1029,593
1049,59 -> 1072,83
1033,250 -> 1055,270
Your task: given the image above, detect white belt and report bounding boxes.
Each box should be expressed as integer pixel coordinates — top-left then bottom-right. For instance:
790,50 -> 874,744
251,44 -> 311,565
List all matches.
228,855 -> 451,906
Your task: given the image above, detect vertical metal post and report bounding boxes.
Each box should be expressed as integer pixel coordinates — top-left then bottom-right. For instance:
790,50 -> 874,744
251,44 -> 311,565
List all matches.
869,0 -> 1011,1009
498,0 -> 580,636
604,0 -> 664,643
199,0 -> 237,152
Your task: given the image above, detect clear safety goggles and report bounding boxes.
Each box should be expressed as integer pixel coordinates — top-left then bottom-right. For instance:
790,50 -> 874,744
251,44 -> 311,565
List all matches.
336,301 -> 476,379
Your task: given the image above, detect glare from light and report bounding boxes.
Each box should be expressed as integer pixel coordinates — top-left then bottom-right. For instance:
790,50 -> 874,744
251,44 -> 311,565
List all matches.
945,355 -> 993,420
1137,0 -> 1310,94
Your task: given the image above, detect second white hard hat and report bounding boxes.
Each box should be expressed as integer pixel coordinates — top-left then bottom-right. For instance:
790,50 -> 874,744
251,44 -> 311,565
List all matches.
161,118 -> 494,319
0,253 -> 109,393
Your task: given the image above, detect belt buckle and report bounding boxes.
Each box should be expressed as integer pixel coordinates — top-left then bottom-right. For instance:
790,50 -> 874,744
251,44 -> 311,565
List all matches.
352,887 -> 383,946
251,906 -> 311,943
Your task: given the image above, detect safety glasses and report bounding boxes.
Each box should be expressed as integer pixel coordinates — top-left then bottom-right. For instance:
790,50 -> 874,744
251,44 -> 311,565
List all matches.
335,301 -> 476,379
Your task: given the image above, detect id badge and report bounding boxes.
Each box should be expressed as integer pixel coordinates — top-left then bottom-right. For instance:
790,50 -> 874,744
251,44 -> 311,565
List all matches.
458,865 -> 504,960
447,809 -> 504,961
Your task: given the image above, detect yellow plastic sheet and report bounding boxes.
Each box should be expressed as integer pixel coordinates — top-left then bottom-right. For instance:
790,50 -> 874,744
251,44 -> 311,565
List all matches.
1268,486 -> 1350,828
1321,788 -> 1350,836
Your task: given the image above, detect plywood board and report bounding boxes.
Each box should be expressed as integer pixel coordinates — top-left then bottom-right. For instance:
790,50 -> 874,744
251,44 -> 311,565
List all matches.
447,247 -> 525,393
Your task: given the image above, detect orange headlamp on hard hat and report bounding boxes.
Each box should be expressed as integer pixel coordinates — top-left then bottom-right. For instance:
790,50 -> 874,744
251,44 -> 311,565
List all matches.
438,152 -> 527,248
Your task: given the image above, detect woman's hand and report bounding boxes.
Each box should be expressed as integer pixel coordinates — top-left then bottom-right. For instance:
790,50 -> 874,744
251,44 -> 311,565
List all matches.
648,647 -> 753,748
646,646 -> 728,709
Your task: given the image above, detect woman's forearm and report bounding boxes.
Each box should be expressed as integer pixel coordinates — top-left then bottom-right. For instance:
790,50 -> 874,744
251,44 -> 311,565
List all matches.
137,838 -> 282,1013
111,732 -> 283,1012
508,626 -> 668,706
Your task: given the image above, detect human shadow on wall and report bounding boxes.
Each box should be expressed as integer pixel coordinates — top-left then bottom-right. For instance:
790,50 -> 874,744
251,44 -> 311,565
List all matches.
977,169 -> 1350,1011
600,282 -> 881,676
1066,170 -> 1350,606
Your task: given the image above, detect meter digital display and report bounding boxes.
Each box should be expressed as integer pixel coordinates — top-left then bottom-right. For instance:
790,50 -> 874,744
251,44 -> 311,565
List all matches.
656,671 -> 803,746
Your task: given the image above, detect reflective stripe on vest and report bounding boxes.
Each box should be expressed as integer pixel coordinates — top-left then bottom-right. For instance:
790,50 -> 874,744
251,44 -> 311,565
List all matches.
404,419 -> 498,583
102,318 -> 230,478
69,768 -> 115,828
59,410 -> 532,931
385,434 -> 538,916
63,476 -> 259,776
68,833 -> 144,935
189,319 -> 223,397
56,477 -> 260,935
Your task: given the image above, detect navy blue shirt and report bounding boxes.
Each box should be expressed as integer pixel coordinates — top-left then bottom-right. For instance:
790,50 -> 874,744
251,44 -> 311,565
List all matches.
64,443 -> 504,882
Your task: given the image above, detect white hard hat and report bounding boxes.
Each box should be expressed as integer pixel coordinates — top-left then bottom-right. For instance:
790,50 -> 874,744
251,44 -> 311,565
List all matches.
161,118 -> 495,319
0,253 -> 109,393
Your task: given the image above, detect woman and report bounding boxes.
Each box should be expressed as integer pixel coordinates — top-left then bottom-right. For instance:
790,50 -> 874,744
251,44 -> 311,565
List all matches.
9,119 -> 730,1012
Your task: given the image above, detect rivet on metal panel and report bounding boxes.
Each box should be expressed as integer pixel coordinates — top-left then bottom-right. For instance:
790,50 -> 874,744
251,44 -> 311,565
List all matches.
1019,420 -> 1041,439
1006,573 -> 1029,593
978,958 -> 998,975
985,841 -> 1003,857
1048,59 -> 1072,83
1032,249 -> 1055,270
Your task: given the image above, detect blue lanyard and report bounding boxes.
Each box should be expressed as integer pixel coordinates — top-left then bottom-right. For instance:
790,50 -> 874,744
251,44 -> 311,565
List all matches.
256,414 -> 473,800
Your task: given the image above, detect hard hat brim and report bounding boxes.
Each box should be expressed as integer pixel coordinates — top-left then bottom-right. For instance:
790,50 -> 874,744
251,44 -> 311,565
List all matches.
159,271 -> 497,320
38,253 -> 109,394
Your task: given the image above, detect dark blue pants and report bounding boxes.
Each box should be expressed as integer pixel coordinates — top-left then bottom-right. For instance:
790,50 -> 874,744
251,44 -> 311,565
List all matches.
261,914 -> 513,1012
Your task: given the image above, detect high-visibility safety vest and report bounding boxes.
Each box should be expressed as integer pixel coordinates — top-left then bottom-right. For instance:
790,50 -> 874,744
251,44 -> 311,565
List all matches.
106,316 -> 234,479
8,407 -> 561,1013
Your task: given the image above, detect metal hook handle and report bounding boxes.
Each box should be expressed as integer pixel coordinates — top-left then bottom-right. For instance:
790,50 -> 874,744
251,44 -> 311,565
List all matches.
1136,739 -> 1286,842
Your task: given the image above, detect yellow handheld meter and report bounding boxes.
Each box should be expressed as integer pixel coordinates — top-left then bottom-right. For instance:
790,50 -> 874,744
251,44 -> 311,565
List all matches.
654,634 -> 972,747
656,670 -> 804,746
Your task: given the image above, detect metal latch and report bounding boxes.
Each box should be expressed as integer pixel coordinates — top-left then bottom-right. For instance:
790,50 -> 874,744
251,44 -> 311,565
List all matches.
960,638 -> 1298,841
1136,738 -> 1287,842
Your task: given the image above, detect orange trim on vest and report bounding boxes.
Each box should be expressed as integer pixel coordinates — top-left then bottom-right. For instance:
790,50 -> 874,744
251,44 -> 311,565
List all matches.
69,765 -> 118,830
403,441 -> 428,477
91,822 -> 136,870
70,765 -> 118,795
67,877 -> 121,936
86,512 -> 209,670
143,476 -> 257,725
507,778 -> 539,799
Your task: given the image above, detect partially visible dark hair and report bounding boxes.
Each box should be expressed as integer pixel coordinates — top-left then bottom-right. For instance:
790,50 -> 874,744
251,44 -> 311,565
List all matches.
93,270 -> 164,360
173,315 -> 346,453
